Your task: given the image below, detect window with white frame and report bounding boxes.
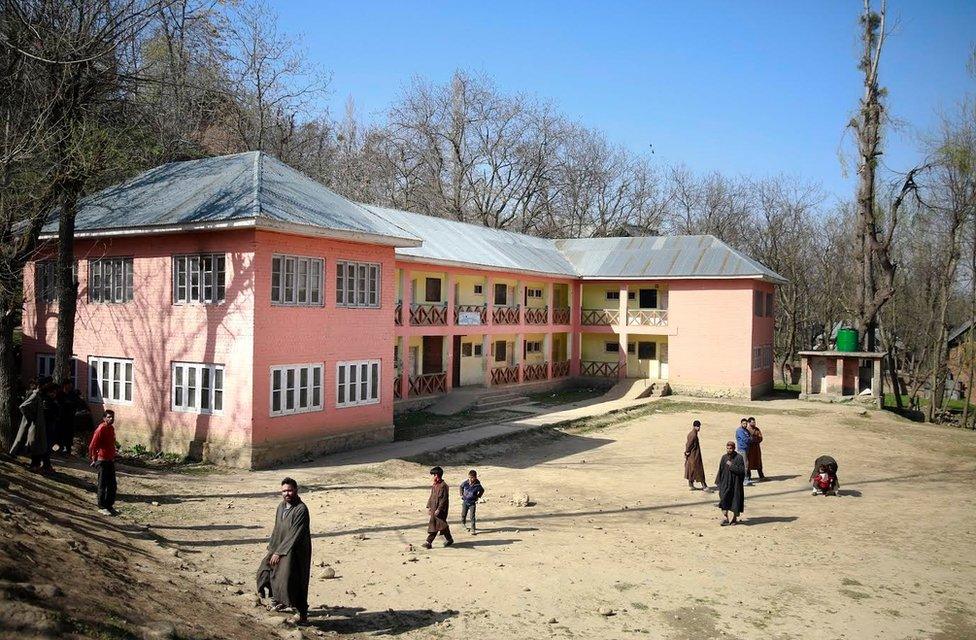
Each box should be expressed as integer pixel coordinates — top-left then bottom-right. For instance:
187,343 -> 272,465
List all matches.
36,261 -> 57,302
526,288 -> 543,299
88,356 -> 134,403
173,254 -> 226,304
271,255 -> 323,306
172,362 -> 224,414
89,258 -> 133,303
473,284 -> 483,295
336,261 -> 380,308
270,364 -> 323,416
606,290 -> 620,301
336,360 -> 380,408
37,353 -> 78,387
524,341 -> 542,354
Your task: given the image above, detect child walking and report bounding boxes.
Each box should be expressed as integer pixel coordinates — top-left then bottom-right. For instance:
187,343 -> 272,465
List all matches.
459,470 -> 485,535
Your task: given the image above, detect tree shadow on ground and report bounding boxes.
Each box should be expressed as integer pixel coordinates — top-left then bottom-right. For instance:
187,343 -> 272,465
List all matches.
758,474 -> 800,482
836,489 -> 862,497
305,606 -> 456,635
740,516 -> 799,526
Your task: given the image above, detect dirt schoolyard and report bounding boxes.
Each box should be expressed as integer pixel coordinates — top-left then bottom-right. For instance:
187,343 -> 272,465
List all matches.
7,397 -> 976,639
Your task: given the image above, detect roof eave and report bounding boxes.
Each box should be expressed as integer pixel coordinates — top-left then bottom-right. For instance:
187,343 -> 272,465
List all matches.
394,253 -> 576,279
256,218 -> 421,248
577,274 -> 788,284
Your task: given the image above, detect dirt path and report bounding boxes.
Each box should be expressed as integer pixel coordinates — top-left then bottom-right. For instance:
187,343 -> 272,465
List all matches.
17,398 -> 976,639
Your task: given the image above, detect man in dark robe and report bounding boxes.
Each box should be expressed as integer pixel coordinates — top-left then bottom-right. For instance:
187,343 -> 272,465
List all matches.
715,441 -> 745,526
423,466 -> 453,548
684,420 -> 707,490
746,417 -> 765,481
257,477 -> 311,623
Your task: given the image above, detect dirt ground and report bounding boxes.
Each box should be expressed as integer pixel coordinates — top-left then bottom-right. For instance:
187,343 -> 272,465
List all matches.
6,396 -> 976,639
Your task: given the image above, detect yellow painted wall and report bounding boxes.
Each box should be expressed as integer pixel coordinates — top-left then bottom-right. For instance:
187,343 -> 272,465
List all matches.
581,283 -> 669,310
406,335 -> 424,376
455,275 -> 488,306
522,333 -> 546,364
523,281 -> 547,309
581,333 -> 620,362
553,285 -> 570,308
489,333 -> 516,366
458,334 -> 485,386
626,336 -> 668,379
409,270 -> 446,303
552,333 -> 568,360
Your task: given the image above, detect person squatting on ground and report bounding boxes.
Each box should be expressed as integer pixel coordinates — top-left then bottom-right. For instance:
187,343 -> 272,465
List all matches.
88,410 -> 118,515
735,418 -> 753,486
716,441 -> 746,526
10,379 -> 56,473
424,466 -> 454,548
746,417 -> 765,481
684,420 -> 708,490
810,455 -> 840,496
459,469 -> 485,534
257,477 -> 312,624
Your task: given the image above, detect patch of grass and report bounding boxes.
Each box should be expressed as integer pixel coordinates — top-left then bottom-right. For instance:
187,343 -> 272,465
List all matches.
841,577 -> 863,587
839,588 -> 871,601
394,408 -> 525,441
773,381 -> 801,393
527,386 -> 607,406
650,399 -> 818,418
631,601 -> 649,611
613,582 -> 638,592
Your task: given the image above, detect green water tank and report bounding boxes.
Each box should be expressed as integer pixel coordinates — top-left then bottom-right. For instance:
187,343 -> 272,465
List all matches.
836,328 -> 859,352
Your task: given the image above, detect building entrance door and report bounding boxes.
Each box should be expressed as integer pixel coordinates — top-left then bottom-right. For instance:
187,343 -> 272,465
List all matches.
659,342 -> 669,379
635,341 -> 656,378
422,336 -> 443,375
452,336 -> 461,387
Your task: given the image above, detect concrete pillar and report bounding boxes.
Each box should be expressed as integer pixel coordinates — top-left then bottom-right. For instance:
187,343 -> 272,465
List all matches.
570,281 -> 582,376
445,271 -> 455,326
516,332 -> 524,383
618,284 -> 628,379
546,282 -> 553,325
443,334 -> 452,393
543,333 -> 553,379
486,276 -> 494,327
799,355 -> 808,395
516,279 -> 524,324
483,334 -> 492,387
618,331 -> 628,380
401,338 -> 411,399
873,357 -> 883,409
618,284 -> 628,327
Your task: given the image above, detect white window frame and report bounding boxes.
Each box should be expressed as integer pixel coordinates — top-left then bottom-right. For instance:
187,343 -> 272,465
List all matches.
173,254 -> 226,305
88,258 -> 134,304
473,284 -> 484,295
335,261 -> 381,308
525,341 -> 542,354
271,255 -> 324,307
269,363 -> 323,416
88,356 -> 134,404
336,360 -> 381,408
37,353 -> 78,386
605,290 -> 620,301
172,362 -> 224,414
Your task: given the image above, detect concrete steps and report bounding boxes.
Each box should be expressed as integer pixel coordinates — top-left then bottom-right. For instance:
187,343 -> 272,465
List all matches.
472,391 -> 533,413
603,378 -> 671,401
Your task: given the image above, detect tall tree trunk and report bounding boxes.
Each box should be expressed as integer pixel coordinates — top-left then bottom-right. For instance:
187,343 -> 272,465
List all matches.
964,219 -> 976,429
0,288 -> 21,451
54,181 -> 82,385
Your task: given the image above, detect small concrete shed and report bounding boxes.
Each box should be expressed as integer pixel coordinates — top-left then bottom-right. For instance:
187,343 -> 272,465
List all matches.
798,350 -> 886,409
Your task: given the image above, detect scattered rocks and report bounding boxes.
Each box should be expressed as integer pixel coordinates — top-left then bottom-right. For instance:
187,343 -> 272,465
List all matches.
353,533 -> 367,540
278,628 -> 304,640
405,544 -> 415,552
510,492 -> 531,507
548,617 -> 558,624
598,607 -> 615,616
321,567 -> 336,579
150,501 -> 160,507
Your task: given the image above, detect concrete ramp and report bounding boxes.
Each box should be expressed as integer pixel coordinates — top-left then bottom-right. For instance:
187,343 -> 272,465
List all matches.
603,378 -> 671,401
427,388 -> 486,415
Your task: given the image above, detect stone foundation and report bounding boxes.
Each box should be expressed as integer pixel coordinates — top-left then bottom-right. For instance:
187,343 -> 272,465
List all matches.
249,424 -> 394,469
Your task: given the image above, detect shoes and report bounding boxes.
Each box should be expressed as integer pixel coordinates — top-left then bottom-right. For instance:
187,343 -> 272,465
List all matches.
470,530 -> 477,536
98,508 -> 113,516
811,489 -> 820,495
444,539 -> 454,547
422,542 -> 432,549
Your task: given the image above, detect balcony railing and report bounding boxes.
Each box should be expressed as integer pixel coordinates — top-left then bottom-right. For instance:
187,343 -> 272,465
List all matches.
394,374 -> 402,399
552,307 -> 571,325
627,309 -> 668,326
455,304 -> 487,325
410,302 -> 448,326
490,365 -> 519,386
580,360 -> 621,377
394,301 -> 403,326
524,306 -> 548,325
582,308 -> 620,326
492,305 -> 520,325
523,362 -> 548,382
552,360 -> 570,378
409,372 -> 447,396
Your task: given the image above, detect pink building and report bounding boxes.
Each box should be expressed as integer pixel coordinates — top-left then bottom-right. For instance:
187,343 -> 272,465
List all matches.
22,152 -> 784,468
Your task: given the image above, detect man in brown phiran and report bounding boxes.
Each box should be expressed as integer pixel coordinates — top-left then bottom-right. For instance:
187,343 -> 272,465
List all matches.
746,416 -> 765,481
423,466 -> 454,549
257,477 -> 311,624
684,420 -> 707,490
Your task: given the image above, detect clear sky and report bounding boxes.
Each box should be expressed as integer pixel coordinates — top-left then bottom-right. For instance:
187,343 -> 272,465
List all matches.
276,1 -> 975,204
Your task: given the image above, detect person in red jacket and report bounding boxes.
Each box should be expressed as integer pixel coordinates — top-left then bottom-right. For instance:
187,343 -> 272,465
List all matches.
88,410 -> 117,515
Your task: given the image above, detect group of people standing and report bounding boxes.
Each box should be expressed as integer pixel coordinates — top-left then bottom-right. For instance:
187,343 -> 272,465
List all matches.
256,466 -> 486,625
683,416 -> 765,526
9,375 -> 118,515
9,377 -> 89,472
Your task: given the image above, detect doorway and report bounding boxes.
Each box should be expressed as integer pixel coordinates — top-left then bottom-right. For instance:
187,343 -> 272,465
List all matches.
659,342 -> 669,379
639,288 -> 657,309
422,336 -> 443,375
452,336 -> 461,387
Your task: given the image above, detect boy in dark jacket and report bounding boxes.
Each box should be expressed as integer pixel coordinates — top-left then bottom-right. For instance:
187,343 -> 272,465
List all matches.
459,470 -> 485,534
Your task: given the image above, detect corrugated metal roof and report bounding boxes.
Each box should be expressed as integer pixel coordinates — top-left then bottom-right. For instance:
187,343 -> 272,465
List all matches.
42,152 -> 420,245
363,205 -> 579,276
553,236 -> 788,283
